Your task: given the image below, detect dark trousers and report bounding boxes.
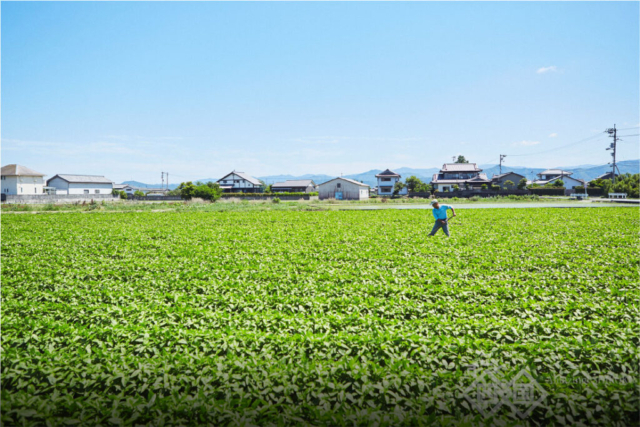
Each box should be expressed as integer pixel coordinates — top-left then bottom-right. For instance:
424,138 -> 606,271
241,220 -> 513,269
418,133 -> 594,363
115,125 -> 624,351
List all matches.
429,220 -> 450,237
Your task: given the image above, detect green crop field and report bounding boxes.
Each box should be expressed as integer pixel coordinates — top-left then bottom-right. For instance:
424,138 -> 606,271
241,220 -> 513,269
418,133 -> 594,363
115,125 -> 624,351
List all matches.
1,208 -> 638,426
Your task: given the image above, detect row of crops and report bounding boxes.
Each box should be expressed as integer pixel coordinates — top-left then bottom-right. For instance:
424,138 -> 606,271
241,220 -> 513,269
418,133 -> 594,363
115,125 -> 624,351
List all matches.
1,208 -> 638,426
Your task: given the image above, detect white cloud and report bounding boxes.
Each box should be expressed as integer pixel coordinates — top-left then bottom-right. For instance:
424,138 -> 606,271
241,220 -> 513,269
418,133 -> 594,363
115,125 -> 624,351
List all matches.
512,140 -> 541,147
537,66 -> 557,74
548,133 -> 558,137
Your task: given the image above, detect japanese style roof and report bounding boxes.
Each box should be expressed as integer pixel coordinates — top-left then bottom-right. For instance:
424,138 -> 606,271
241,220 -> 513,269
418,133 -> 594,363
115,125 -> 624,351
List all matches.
271,179 -> 315,188
218,171 -> 261,186
537,169 -> 573,177
1,164 -> 45,177
375,169 -> 401,178
318,177 -> 370,187
47,174 -> 113,184
431,172 -> 489,184
594,172 -> 616,180
533,176 -> 585,185
491,172 -> 525,181
440,163 -> 482,172
467,173 -> 490,182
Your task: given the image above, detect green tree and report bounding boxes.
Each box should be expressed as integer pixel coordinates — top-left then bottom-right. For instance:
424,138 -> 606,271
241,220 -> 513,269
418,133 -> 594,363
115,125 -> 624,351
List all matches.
481,184 -> 488,190
517,178 -> 528,190
393,181 -> 406,196
452,184 -> 460,191
491,184 -> 501,191
552,179 -> 565,188
503,180 -> 515,189
133,190 -> 145,197
119,191 -> 127,199
179,182 -> 196,200
455,155 -> 469,163
405,176 -> 424,192
194,182 -> 222,201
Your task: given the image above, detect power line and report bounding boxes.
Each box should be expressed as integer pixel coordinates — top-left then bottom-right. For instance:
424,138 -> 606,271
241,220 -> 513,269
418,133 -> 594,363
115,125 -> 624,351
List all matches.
507,133 -> 605,157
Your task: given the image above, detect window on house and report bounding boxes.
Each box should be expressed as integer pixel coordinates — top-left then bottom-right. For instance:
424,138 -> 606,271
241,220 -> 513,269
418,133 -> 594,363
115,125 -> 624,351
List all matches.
337,183 -> 341,188
95,190 -> 100,194
381,178 -> 391,182
84,190 -> 89,194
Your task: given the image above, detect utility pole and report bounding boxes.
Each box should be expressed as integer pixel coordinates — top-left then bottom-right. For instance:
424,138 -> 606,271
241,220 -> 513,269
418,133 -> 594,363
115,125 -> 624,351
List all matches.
452,156 -> 456,163
166,173 -> 169,191
161,172 -> 165,190
605,125 -> 618,185
499,154 -> 507,175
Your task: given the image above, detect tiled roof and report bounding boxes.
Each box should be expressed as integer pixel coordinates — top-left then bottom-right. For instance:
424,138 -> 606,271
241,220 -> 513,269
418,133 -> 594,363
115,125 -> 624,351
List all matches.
375,169 -> 400,178
441,163 -> 481,172
1,164 -> 45,177
48,174 -> 113,184
218,171 -> 262,186
492,172 -> 525,180
272,179 -> 315,188
319,177 -> 370,187
537,169 -> 573,176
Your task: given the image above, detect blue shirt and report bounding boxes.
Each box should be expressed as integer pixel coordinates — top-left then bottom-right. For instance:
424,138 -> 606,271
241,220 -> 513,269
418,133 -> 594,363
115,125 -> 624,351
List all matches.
432,204 -> 452,220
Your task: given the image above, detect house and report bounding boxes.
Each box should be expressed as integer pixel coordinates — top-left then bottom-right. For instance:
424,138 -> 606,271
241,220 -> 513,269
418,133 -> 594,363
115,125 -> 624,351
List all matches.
1,164 -> 46,195
271,179 -> 317,193
113,184 -> 135,195
491,172 -> 526,188
592,172 -> 617,181
531,169 -> 585,189
217,171 -> 263,193
46,174 -> 114,195
318,177 -> 370,200
375,169 -> 407,196
431,163 -> 489,191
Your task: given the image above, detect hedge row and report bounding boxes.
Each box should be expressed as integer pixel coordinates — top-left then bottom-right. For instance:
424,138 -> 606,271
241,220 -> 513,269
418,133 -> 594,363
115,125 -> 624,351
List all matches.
528,188 -> 565,196
221,192 -> 317,197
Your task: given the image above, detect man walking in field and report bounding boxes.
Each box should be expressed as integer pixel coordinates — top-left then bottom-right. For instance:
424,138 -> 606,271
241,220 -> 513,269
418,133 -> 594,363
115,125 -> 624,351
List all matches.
428,199 -> 456,237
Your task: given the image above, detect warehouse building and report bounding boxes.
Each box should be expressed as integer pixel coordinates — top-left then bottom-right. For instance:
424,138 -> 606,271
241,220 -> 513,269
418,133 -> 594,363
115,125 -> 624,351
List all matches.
46,174 -> 114,195
318,177 -> 369,200
271,179 -> 317,193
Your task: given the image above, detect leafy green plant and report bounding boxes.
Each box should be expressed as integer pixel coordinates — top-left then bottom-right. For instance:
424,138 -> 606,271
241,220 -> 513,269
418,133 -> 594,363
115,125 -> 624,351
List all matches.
1,208 -> 638,426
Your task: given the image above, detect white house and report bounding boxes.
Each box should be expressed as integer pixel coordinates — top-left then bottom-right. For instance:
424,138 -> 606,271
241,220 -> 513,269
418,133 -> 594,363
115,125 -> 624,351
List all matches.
318,177 -> 369,200
532,169 -> 585,189
431,163 -> 489,191
1,164 -> 46,195
46,174 -> 114,195
217,171 -> 263,193
376,169 -> 407,196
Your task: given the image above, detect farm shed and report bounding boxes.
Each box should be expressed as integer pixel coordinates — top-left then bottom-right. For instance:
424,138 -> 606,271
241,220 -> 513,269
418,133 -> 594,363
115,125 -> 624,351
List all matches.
46,174 -> 114,195
271,179 -> 317,193
1,164 -> 46,195
318,177 -> 369,200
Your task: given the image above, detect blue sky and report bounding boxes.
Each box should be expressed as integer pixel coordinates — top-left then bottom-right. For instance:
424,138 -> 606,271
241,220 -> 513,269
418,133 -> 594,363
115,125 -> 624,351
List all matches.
2,2 -> 639,183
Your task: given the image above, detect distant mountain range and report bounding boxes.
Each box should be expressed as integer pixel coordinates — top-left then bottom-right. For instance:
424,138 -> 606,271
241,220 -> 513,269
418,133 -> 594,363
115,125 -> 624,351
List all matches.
123,159 -> 639,189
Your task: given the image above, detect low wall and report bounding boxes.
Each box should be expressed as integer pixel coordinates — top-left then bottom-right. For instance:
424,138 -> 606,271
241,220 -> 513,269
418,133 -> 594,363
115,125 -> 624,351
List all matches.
434,190 -> 530,198
2,194 -> 119,204
222,195 -> 318,201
